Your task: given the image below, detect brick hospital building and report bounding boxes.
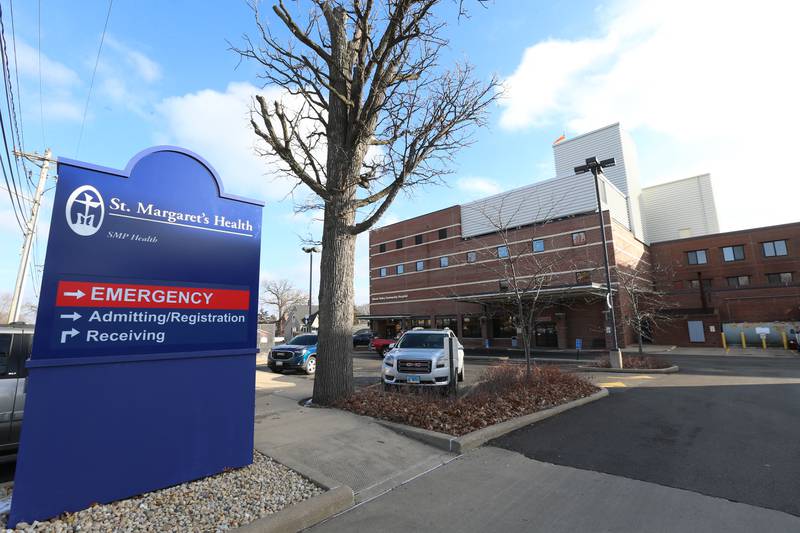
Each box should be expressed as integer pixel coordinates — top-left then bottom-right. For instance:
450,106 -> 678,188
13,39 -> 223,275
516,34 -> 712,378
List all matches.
365,124 -> 800,349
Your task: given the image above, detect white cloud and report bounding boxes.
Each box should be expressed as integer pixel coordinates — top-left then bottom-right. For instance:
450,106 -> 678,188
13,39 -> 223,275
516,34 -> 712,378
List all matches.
105,36 -> 162,83
156,82 -> 296,201
457,176 -> 502,197
13,39 -> 83,123
15,40 -> 80,87
499,0 -> 800,230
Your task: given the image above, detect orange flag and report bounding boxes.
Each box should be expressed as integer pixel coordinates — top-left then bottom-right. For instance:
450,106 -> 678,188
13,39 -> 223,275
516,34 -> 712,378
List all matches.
553,133 -> 566,145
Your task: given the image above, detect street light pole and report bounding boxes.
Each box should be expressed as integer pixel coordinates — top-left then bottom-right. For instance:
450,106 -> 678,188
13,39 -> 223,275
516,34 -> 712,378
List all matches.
574,157 -> 623,368
302,246 -> 320,332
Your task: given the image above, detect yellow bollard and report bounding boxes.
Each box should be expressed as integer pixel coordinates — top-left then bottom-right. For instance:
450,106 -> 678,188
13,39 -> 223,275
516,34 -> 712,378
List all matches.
782,331 -> 789,350
762,335 -> 767,350
721,332 -> 728,352
740,331 -> 747,349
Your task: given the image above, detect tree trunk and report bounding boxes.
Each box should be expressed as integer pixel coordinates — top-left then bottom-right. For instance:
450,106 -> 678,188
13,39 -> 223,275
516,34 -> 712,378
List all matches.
312,199 -> 356,405
638,330 -> 644,354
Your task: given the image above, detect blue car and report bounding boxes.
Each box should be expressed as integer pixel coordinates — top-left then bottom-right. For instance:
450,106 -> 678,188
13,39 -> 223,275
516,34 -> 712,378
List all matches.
268,333 -> 318,375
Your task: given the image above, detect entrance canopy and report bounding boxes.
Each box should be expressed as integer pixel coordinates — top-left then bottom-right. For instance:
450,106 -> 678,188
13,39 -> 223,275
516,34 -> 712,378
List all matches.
453,283 -> 612,306
356,314 -> 411,321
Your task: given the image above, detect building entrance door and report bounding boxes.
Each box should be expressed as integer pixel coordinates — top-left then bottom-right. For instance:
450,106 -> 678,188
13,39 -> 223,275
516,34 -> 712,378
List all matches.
535,322 -> 558,348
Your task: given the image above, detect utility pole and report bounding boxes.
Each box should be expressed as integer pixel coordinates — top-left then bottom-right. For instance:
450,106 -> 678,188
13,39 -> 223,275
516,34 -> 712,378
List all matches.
574,156 -> 623,369
8,149 -> 52,323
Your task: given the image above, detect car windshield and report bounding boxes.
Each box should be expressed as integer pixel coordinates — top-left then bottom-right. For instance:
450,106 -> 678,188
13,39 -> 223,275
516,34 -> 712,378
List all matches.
396,333 -> 446,349
288,334 -> 317,346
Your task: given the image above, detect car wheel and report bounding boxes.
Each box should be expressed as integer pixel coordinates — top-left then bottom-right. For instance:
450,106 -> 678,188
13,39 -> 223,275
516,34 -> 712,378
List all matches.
304,356 -> 317,375
458,366 -> 464,382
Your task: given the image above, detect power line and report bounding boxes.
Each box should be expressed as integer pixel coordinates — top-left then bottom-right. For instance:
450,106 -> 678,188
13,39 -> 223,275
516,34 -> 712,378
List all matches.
75,0 -> 114,157
8,0 -> 32,190
0,3 -> 29,225
0,4 -> 27,206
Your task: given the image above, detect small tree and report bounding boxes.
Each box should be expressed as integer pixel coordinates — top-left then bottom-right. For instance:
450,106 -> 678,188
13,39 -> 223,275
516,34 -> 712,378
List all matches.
260,279 -> 306,335
615,264 -> 675,354
469,197 -> 562,378
235,1 -> 499,404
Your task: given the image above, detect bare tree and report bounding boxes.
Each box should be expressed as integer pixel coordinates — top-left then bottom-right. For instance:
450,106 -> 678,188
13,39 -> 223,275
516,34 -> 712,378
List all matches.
235,1 -> 499,404
0,293 -> 10,324
260,279 -> 306,335
615,263 -> 675,354
476,205 -> 565,378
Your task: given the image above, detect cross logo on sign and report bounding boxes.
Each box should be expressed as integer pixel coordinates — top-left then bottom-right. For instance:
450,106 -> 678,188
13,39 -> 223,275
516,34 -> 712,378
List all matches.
65,185 -> 104,237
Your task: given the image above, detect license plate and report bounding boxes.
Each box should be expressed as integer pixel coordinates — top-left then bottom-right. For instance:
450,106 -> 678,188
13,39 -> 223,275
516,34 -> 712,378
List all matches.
407,375 -> 420,384
276,361 -> 283,366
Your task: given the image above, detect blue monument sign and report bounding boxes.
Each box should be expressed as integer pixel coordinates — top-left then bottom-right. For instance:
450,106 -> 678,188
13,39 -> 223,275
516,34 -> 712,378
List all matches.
9,147 -> 264,526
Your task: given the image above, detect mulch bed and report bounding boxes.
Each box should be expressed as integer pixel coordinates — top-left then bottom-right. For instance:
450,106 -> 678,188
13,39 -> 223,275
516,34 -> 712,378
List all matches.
336,364 -> 598,436
593,355 -> 672,369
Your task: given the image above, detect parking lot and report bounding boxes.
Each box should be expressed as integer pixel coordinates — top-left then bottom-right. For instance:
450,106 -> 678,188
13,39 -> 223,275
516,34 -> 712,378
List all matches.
259,347 -> 499,388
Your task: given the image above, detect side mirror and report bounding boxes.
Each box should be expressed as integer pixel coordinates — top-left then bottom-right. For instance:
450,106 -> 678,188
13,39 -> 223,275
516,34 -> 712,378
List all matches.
388,343 -> 395,350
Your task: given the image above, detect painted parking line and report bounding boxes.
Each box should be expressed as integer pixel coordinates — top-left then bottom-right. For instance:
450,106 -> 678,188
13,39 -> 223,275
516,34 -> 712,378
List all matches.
598,381 -> 627,388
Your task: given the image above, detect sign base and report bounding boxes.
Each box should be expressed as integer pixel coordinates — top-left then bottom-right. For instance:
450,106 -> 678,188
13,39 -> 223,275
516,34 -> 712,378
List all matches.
8,352 -> 255,526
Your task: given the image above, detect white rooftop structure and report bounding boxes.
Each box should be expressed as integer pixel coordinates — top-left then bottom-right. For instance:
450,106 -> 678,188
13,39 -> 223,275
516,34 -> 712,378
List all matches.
459,123 -> 718,244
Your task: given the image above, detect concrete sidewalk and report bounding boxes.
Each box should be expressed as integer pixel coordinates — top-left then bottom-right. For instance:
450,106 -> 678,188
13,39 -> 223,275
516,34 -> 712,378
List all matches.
312,446 -> 800,532
253,369 -> 455,504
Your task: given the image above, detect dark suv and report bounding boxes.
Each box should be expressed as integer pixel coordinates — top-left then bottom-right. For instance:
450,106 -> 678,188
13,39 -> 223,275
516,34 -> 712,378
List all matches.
352,329 -> 374,347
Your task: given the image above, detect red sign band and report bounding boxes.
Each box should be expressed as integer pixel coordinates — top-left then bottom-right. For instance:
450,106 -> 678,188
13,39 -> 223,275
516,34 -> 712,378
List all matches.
55,281 -> 250,310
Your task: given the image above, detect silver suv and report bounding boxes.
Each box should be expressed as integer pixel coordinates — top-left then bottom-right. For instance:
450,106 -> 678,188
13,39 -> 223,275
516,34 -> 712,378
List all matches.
0,324 -> 31,462
381,329 -> 464,387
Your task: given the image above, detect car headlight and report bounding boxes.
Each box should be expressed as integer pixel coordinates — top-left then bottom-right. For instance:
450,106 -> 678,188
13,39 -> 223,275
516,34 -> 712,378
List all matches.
383,356 -> 394,367
436,355 -> 448,368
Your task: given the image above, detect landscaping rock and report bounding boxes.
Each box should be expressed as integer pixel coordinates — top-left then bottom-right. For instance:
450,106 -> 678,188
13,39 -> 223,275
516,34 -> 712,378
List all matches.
1,451 -> 322,532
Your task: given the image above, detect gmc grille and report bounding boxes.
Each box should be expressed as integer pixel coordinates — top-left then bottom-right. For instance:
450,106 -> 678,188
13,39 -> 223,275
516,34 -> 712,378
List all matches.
398,359 -> 432,374
272,351 -> 295,360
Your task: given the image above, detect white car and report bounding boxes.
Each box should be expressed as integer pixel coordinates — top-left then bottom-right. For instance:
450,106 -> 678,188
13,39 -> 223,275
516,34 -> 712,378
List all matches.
381,329 -> 465,388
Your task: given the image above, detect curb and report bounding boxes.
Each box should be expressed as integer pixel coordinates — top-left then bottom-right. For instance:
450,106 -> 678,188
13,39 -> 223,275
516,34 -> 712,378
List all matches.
464,355 -> 588,364
376,388 -> 609,454
234,453 -> 354,533
578,365 -> 680,374
234,486 -> 353,533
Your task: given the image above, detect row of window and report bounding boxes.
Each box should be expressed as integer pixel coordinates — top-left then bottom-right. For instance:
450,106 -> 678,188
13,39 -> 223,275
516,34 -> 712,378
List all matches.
396,315 -> 560,340
686,240 -> 788,265
376,229 -> 589,256
377,228 -> 450,253
376,232 -> 590,277
685,272 -> 793,289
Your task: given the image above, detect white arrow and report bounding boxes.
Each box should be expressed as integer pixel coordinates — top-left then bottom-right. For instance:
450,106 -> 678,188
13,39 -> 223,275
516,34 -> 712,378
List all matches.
63,289 -> 85,299
59,312 -> 82,321
60,328 -> 79,343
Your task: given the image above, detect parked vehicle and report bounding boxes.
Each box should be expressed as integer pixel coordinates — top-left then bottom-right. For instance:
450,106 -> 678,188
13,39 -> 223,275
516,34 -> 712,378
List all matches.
370,335 -> 397,356
352,329 -> 374,347
0,324 -> 32,461
381,329 -> 464,388
267,333 -> 318,375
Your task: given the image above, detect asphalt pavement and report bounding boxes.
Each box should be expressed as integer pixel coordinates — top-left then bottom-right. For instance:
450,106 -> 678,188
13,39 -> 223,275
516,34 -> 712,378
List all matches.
490,354 -> 800,516
311,351 -> 800,531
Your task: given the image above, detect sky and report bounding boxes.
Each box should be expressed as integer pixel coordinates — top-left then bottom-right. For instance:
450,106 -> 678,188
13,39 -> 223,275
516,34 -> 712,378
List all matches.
2,0 -> 799,316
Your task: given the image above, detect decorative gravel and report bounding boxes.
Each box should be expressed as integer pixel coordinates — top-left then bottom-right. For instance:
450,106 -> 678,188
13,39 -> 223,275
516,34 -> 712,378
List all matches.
2,451 -> 322,532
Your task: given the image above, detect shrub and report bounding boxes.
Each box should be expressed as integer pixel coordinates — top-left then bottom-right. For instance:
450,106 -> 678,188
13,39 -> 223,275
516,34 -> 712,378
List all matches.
594,355 -> 671,369
336,364 -> 598,436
